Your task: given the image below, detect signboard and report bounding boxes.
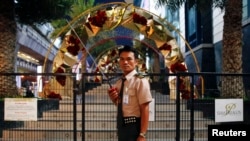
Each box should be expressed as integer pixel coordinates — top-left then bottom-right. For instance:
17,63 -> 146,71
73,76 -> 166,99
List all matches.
215,99 -> 243,122
4,98 -> 38,121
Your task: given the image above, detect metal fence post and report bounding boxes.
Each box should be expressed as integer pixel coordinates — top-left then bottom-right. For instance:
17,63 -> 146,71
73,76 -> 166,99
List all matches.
176,74 -> 181,141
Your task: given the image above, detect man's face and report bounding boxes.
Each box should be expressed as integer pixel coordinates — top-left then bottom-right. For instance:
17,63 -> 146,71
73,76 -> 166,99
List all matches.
119,51 -> 138,74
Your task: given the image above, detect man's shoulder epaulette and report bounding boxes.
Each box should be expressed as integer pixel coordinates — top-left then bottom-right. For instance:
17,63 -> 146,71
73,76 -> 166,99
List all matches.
134,73 -> 145,79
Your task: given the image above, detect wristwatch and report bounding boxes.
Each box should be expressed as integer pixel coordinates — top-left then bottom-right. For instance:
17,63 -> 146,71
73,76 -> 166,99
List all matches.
139,132 -> 146,138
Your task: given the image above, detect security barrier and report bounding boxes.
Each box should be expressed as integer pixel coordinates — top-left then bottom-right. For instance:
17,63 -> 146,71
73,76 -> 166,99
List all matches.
0,72 -> 249,141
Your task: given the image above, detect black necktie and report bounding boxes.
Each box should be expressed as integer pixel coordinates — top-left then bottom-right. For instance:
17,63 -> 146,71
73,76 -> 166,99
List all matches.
117,77 -> 126,127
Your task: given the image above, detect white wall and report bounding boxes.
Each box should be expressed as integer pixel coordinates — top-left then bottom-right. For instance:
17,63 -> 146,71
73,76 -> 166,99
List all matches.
213,9 -> 224,43
140,0 -> 166,18
179,5 -> 187,54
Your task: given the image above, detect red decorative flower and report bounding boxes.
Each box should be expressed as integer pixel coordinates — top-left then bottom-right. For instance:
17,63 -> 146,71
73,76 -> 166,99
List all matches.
101,63 -> 106,67
133,13 -> 147,25
65,35 -> 80,56
67,46 -> 80,56
47,91 -> 62,100
108,66 -> 113,71
105,60 -> 110,65
55,67 -> 66,86
169,62 -> 191,100
94,77 -> 100,82
110,50 -> 117,56
95,67 -> 99,73
55,67 -> 64,73
88,10 -> 107,27
178,79 -> 191,100
170,62 -> 187,73
141,63 -> 146,71
181,90 -> 190,99
159,43 -> 171,51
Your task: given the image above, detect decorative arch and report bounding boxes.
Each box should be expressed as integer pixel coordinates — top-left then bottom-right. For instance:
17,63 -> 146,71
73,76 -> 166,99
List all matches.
43,2 -> 202,99
87,36 -> 162,71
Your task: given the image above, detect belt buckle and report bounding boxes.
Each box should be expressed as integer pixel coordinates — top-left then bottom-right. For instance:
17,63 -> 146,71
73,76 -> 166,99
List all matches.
124,116 -> 137,125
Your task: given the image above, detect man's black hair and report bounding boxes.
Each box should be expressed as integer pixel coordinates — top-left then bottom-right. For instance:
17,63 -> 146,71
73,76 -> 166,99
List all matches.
118,45 -> 138,58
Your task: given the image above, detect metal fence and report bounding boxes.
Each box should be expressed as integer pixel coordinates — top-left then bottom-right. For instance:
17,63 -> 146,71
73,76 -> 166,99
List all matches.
0,72 -> 249,141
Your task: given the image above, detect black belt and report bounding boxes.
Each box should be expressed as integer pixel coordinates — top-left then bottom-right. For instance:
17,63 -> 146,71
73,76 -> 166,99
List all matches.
123,116 -> 140,126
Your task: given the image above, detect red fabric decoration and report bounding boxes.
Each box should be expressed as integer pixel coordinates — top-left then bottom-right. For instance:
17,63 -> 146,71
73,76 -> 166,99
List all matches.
159,43 -> 171,51
133,13 -> 147,25
55,67 -> 66,86
47,91 -> 62,100
66,36 -> 80,56
170,62 -> 187,73
88,10 -> 107,27
94,77 -> 100,82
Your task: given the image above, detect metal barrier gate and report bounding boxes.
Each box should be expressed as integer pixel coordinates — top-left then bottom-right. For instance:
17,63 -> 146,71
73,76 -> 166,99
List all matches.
0,73 -> 249,141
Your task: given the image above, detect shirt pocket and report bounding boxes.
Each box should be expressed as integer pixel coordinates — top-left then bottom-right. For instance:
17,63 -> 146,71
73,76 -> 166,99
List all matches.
125,88 -> 136,105
127,88 -> 136,96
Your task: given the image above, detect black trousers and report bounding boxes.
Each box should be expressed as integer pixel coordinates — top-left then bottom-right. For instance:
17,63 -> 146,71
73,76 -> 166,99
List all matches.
117,120 -> 141,141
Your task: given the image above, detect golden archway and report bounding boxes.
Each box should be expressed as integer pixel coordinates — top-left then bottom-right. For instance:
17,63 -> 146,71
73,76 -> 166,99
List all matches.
43,2 -> 203,99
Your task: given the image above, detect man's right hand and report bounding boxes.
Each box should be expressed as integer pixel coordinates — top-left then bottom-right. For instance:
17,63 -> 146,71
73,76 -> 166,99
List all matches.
108,87 -> 118,104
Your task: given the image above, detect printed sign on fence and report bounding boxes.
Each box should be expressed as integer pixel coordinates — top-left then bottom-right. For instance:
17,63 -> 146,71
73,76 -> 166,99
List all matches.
4,98 -> 37,121
215,98 -> 243,122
